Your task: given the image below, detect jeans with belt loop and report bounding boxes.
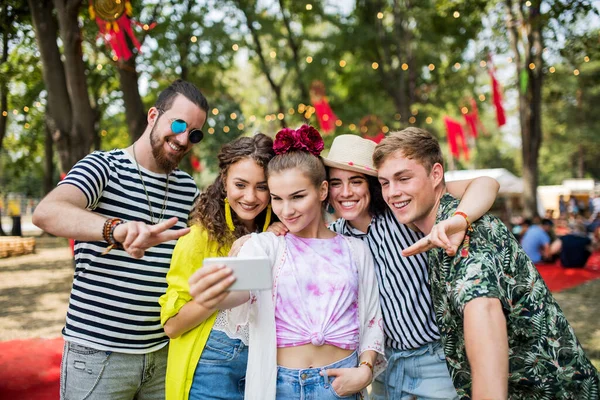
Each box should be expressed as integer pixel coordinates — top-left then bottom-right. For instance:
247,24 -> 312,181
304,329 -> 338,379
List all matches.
276,350 -> 359,399
189,329 -> 248,400
371,340 -> 458,400
60,341 -> 168,400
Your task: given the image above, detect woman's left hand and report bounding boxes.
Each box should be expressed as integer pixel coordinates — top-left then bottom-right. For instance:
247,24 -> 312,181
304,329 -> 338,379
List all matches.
228,234 -> 251,257
322,366 -> 372,396
266,222 -> 288,236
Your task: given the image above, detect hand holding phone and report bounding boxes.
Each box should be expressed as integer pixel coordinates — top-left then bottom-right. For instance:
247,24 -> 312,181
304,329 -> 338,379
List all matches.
202,256 -> 272,291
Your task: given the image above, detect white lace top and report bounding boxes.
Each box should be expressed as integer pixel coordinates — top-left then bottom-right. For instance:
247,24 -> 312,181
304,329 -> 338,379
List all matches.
213,310 -> 249,345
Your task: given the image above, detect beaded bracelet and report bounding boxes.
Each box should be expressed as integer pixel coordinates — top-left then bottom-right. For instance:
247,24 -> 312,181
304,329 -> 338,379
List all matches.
101,218 -> 124,255
358,360 -> 373,374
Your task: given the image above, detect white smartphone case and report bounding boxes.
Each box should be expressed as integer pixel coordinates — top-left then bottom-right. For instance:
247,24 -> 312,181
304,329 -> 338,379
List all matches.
202,256 -> 272,291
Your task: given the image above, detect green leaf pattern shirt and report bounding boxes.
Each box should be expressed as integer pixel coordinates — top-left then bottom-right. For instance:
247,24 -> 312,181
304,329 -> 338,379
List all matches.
427,194 -> 599,400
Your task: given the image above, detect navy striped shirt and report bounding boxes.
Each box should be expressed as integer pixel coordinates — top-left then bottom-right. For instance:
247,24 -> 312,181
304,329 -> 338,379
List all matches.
329,208 -> 440,350
58,149 -> 198,353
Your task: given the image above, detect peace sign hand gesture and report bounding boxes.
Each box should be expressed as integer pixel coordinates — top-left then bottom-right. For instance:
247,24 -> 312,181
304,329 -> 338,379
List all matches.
401,214 -> 468,257
113,217 -> 190,259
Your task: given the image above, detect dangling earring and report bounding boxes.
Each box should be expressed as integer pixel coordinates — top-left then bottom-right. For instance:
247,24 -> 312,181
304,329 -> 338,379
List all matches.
326,202 -> 335,214
224,198 -> 235,231
262,204 -> 272,232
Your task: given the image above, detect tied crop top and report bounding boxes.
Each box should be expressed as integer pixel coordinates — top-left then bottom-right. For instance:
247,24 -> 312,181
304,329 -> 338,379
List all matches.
275,233 -> 360,349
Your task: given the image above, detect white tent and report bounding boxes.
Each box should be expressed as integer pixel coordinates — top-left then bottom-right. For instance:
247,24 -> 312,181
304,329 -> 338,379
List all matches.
445,168 -> 524,195
445,168 -> 549,216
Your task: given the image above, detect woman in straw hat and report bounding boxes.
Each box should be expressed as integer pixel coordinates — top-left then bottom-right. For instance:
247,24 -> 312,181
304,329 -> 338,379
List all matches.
319,134 -> 499,399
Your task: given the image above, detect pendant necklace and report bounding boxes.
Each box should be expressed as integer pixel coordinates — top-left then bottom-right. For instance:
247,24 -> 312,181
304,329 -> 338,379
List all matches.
132,143 -> 169,224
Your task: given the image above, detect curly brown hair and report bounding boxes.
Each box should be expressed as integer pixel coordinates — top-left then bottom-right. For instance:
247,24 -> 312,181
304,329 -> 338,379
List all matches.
190,133 -> 275,246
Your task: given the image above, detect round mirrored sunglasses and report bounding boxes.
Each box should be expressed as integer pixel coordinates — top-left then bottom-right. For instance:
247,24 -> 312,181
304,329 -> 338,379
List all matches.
170,119 -> 204,144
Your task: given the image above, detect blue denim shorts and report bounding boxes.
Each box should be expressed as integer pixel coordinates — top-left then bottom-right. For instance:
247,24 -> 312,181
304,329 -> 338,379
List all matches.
370,341 -> 458,400
189,329 -> 248,400
276,350 -> 359,400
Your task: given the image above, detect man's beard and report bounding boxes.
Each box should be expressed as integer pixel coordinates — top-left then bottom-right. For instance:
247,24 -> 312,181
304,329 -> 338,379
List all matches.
150,124 -> 186,173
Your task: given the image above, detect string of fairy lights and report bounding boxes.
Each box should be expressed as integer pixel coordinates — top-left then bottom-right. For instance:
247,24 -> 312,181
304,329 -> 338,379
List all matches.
2,6 -> 592,136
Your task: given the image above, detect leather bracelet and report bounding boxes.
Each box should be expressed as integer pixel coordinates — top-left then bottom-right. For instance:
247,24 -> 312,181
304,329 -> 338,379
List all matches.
453,211 -> 473,232
358,360 -> 373,374
101,218 -> 124,255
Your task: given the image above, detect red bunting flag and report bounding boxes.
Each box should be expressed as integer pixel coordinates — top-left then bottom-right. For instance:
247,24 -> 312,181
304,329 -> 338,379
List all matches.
489,65 -> 506,127
444,116 -> 469,160
190,155 -> 203,172
359,115 -> 385,143
310,81 -> 337,134
463,98 -> 480,138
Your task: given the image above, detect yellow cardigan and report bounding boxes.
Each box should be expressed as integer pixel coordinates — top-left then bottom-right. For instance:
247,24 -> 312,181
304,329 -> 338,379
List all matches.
159,224 -> 231,400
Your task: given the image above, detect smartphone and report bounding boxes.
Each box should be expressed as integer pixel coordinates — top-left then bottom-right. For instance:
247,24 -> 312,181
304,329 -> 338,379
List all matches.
202,256 -> 272,291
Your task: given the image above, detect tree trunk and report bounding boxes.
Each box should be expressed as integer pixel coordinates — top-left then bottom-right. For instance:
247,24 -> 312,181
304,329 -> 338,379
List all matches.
0,24 -> 9,151
117,55 -> 147,142
506,0 -> 543,218
53,0 -> 96,168
393,0 -> 412,121
43,122 -> 55,195
28,0 -> 74,173
576,145 -> 585,178
522,1 -> 544,218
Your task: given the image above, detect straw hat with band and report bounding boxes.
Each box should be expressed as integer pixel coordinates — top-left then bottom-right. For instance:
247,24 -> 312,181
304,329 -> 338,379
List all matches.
322,134 -> 378,177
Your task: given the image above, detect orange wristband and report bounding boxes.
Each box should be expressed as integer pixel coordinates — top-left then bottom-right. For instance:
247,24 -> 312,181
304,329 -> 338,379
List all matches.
453,211 -> 473,232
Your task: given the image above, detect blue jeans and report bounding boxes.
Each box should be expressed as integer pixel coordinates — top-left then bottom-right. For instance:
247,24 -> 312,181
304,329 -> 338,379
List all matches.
371,341 -> 458,400
189,329 -> 248,400
276,350 -> 359,400
60,341 -> 168,400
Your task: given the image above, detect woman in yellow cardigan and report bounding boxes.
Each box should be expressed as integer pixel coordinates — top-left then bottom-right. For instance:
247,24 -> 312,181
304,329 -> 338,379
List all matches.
159,133 -> 275,400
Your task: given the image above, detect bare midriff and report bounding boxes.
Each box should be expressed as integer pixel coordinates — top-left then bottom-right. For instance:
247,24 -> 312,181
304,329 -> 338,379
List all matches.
277,343 -> 354,368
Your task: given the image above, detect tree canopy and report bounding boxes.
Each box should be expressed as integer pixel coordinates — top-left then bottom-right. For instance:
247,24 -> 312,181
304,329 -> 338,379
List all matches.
1,0 -> 598,217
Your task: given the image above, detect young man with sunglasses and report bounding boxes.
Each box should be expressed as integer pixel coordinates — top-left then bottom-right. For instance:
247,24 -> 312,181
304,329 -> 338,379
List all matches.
33,79 -> 208,400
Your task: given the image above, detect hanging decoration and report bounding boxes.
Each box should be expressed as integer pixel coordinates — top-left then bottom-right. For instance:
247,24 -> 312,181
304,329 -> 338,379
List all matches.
519,69 -> 529,94
444,116 -> 469,160
488,59 -> 506,127
89,0 -> 146,61
359,115 -> 385,143
190,155 -> 203,172
463,98 -> 482,138
310,81 -> 337,134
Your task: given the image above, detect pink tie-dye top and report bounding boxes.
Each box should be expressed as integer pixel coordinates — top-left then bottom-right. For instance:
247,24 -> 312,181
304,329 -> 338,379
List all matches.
275,233 -> 360,349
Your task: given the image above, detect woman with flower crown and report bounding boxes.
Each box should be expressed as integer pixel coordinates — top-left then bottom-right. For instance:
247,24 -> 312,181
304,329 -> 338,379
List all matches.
189,125 -> 385,400
158,133 -> 275,400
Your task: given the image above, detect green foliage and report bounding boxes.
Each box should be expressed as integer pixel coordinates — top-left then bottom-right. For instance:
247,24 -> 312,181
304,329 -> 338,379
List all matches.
2,0 -> 600,197
539,29 -> 600,184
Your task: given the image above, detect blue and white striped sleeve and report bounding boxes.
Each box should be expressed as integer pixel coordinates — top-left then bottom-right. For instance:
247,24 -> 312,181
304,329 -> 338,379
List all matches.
58,151 -> 111,209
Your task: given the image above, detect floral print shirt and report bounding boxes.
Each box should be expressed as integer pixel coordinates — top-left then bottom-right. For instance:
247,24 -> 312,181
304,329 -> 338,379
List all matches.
427,194 -> 599,400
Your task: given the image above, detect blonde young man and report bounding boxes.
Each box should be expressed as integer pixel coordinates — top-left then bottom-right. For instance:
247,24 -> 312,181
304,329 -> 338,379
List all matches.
373,127 -> 600,399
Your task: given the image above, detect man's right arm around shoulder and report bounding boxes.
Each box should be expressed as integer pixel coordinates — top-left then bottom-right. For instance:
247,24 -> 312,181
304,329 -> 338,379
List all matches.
33,184 -> 189,259
464,297 -> 509,400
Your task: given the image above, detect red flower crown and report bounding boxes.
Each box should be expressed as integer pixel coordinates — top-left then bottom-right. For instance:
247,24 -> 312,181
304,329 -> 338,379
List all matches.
273,124 -> 325,156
